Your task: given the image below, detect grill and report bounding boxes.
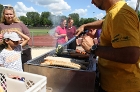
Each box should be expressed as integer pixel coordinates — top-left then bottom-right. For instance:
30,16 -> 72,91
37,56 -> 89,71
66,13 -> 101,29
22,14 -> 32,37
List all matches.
24,48 -> 96,92
26,49 -> 56,65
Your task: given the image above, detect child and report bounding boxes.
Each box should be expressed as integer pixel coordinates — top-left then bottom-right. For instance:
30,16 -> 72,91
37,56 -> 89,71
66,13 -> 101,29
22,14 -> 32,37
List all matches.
0,30 -> 30,71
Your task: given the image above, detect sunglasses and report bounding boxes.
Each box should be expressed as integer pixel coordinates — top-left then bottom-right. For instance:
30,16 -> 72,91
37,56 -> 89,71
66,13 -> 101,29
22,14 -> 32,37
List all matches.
10,40 -> 19,43
3,6 -> 13,9
5,38 -> 19,43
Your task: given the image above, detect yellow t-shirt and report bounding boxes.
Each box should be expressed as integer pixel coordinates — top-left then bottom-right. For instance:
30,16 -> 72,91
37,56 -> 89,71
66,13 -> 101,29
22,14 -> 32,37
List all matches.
99,1 -> 140,92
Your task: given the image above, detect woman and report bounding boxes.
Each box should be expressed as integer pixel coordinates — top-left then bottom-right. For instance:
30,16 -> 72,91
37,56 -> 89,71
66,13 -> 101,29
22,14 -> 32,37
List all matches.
0,6 -> 31,70
55,18 -> 68,48
66,17 -> 77,50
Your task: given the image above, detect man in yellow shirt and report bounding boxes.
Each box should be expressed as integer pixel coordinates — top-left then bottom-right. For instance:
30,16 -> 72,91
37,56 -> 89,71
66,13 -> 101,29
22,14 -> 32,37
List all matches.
76,0 -> 140,92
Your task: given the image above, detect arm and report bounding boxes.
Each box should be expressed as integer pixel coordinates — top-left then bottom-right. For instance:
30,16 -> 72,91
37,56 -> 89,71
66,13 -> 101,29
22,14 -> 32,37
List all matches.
54,32 -> 67,38
82,37 -> 140,64
97,11 -> 140,64
81,30 -> 140,64
0,26 -> 3,45
0,34 -> 3,45
13,30 -> 30,47
65,36 -> 68,42
76,20 -> 103,36
54,27 -> 67,38
95,46 -> 140,64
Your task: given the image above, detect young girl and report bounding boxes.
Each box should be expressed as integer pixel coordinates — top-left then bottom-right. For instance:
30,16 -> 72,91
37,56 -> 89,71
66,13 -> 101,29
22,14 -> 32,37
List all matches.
0,30 -> 30,71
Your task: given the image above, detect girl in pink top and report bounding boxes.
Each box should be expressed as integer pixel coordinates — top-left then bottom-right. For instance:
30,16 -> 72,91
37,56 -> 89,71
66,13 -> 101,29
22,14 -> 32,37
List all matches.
55,18 -> 68,47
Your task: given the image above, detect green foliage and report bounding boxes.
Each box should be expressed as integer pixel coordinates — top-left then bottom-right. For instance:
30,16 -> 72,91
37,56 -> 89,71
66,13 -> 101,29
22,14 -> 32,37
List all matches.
78,18 -> 97,26
21,9 -> 140,27
40,12 -> 52,26
19,16 -> 28,25
84,18 -> 97,24
26,12 -> 40,26
0,4 -> 4,21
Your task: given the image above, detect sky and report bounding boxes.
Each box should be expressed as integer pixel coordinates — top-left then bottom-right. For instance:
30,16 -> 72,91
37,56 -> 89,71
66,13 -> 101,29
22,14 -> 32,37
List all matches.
0,0 -> 139,19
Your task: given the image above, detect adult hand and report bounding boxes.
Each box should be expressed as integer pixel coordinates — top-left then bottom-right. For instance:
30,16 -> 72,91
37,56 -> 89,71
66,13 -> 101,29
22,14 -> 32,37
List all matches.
81,35 -> 94,53
75,25 -> 85,37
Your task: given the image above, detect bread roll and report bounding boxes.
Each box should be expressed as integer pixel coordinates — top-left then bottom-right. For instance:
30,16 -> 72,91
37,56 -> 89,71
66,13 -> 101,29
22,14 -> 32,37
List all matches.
40,56 -> 87,69
44,56 -> 88,64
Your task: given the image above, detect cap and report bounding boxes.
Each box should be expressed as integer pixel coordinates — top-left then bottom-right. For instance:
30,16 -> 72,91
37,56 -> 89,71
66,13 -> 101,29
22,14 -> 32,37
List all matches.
3,32 -> 21,41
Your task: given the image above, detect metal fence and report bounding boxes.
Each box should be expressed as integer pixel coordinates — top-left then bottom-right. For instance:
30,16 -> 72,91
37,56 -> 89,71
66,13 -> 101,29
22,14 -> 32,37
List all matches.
29,31 -> 57,47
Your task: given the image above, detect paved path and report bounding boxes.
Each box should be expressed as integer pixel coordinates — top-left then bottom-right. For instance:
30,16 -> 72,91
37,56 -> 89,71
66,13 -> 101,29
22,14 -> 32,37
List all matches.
31,47 -> 55,59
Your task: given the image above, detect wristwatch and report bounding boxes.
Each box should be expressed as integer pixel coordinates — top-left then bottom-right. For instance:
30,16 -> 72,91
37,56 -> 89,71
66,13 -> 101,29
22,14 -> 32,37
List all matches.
90,44 -> 98,54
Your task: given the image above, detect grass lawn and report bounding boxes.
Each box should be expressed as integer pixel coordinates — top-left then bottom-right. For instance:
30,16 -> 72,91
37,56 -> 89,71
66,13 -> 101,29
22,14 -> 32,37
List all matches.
29,29 -> 49,36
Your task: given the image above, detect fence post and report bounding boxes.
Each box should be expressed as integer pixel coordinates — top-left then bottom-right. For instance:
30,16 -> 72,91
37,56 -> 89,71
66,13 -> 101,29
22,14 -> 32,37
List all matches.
31,31 -> 34,46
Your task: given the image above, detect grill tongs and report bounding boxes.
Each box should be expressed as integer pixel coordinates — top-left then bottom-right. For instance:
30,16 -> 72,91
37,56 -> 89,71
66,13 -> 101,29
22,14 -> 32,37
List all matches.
55,29 -> 88,55
56,36 -> 77,54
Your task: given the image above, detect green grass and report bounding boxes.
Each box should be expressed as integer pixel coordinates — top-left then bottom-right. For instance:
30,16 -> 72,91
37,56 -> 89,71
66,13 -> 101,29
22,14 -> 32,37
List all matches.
29,29 -> 49,36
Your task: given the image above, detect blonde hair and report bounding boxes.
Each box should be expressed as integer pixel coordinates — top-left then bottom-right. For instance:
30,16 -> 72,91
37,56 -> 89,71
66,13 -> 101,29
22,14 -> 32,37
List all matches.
1,6 -> 21,23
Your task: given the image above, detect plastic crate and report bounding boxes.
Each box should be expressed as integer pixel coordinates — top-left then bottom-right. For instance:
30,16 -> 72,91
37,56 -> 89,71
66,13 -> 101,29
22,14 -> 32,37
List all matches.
0,67 -> 47,92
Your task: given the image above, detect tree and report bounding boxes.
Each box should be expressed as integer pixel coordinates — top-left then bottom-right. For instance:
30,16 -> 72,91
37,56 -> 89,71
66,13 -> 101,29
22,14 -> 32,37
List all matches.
40,12 -> 52,26
26,12 -> 40,27
19,16 -> 28,25
84,18 -> 96,24
0,4 -> 4,21
78,17 -> 97,27
16,10 -> 105,27
78,18 -> 85,27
